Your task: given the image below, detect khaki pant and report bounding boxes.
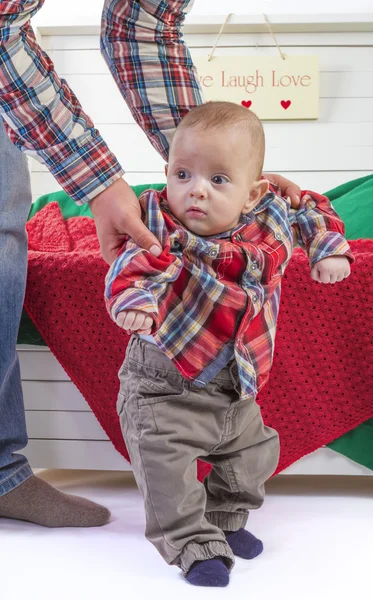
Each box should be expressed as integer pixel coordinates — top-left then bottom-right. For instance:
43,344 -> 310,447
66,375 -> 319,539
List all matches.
117,336 -> 279,574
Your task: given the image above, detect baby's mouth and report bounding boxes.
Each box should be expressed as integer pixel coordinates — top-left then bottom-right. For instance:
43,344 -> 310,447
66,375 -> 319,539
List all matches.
186,206 -> 207,218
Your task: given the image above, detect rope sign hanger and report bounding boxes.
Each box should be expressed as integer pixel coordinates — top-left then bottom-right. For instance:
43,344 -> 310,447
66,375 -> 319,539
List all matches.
207,13 -> 287,62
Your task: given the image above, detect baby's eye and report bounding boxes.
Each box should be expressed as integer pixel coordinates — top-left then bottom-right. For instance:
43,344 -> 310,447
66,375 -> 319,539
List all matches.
212,175 -> 229,185
177,170 -> 190,180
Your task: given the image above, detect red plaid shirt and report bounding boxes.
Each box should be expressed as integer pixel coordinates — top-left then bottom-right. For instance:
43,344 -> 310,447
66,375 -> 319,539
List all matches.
105,187 -> 354,399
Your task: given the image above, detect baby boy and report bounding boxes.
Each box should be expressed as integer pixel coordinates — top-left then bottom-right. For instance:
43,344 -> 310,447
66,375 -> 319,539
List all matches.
105,102 -> 353,587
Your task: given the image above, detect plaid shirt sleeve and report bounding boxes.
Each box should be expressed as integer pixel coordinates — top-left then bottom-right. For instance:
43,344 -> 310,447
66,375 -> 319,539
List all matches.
0,0 -> 124,204
105,241 -> 183,331
289,191 -> 355,268
101,0 -> 203,161
105,191 -> 183,329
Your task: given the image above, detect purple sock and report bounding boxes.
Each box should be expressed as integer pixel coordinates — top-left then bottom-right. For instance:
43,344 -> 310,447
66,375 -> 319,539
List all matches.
224,528 -> 263,559
186,558 -> 230,587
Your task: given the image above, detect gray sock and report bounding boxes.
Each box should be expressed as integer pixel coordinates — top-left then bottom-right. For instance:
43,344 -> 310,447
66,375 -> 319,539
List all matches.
0,475 -> 110,528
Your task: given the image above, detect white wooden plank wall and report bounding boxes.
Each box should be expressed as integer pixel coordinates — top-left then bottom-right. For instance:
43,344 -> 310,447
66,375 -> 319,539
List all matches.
18,347 -> 130,470
30,30 -> 373,202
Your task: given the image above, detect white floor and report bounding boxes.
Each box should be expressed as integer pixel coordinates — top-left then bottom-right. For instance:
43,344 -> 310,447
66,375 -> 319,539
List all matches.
1,471 -> 372,600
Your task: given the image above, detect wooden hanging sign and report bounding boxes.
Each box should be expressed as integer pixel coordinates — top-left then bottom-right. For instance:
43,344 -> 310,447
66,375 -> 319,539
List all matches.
192,55 -> 319,120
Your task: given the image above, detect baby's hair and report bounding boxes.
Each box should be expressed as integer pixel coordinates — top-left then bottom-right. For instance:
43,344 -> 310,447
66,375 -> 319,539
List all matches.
174,101 -> 265,179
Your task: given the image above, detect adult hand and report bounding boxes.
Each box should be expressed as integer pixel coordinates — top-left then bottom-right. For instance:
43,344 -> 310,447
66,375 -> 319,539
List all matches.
264,173 -> 301,209
89,178 -> 162,265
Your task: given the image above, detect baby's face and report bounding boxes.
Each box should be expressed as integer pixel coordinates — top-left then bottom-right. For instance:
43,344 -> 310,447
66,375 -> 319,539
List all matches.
166,126 -> 264,236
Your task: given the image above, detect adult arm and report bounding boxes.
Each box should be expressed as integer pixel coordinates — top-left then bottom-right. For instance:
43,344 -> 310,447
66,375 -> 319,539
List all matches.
101,0 -> 302,207
0,0 -> 162,261
0,0 -> 123,202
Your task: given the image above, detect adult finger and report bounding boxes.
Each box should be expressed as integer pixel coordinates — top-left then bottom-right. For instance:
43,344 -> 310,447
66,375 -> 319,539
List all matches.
125,216 -> 162,257
265,173 -> 301,208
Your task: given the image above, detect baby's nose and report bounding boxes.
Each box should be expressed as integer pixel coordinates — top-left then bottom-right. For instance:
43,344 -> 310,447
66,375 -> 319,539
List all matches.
190,186 -> 207,199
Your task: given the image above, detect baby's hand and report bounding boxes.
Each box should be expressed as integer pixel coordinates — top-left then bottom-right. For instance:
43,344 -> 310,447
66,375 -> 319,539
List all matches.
310,256 -> 351,284
115,310 -> 154,335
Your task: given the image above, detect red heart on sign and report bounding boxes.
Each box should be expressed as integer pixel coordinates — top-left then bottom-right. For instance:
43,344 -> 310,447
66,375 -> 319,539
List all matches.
281,100 -> 291,110
241,100 -> 252,109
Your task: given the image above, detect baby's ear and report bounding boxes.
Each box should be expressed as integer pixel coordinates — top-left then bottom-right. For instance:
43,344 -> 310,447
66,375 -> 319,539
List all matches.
242,179 -> 269,213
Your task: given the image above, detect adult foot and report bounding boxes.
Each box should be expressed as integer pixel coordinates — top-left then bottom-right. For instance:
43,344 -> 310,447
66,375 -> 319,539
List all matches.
224,528 -> 263,559
186,557 -> 230,587
0,475 -> 110,527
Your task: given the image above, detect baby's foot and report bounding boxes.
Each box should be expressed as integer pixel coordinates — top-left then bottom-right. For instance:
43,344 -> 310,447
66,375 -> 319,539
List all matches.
224,528 -> 263,559
186,557 -> 229,587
